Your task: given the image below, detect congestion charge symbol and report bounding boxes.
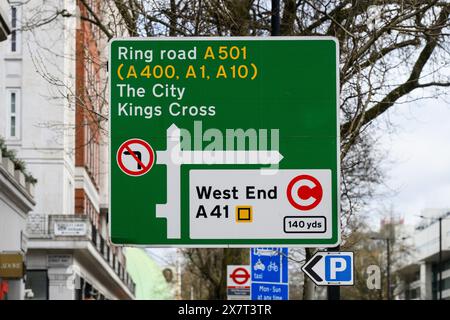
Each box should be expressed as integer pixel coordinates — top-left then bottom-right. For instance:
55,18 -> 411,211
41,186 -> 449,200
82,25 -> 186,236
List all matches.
286,175 -> 323,211
116,139 -> 155,176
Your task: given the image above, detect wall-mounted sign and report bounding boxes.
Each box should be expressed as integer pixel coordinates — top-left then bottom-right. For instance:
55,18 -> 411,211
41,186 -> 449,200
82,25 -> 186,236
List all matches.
47,254 -> 73,268
0,253 -> 24,278
54,222 -> 87,236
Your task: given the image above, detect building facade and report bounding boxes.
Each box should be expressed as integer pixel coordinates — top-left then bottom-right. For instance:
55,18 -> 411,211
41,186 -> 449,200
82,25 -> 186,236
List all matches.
0,0 -> 135,299
0,1 -> 31,301
395,209 -> 450,300
0,145 -> 35,300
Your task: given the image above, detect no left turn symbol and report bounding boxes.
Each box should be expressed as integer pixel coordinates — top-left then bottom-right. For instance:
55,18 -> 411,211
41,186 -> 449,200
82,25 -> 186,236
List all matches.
117,139 -> 155,176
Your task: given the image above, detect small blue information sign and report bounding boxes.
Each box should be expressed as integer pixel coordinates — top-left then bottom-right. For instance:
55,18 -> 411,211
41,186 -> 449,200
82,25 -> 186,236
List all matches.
250,248 -> 289,300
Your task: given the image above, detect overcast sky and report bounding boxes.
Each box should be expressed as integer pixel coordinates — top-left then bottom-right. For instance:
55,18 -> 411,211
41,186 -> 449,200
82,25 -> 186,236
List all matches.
365,92 -> 450,227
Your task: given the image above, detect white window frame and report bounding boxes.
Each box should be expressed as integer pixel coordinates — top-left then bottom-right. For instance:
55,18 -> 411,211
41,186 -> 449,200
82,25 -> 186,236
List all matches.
6,88 -> 21,140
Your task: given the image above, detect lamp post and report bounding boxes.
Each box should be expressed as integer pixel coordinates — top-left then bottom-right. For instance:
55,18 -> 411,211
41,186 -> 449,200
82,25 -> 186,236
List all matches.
386,237 -> 391,300
370,235 -> 407,300
439,217 -> 442,300
371,236 -> 392,300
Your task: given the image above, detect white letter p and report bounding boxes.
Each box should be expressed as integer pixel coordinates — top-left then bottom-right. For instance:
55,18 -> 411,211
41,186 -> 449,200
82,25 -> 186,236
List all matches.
330,258 -> 347,280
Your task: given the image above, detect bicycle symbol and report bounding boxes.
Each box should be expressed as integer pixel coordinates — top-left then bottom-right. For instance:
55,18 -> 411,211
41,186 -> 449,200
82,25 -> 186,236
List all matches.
267,261 -> 279,272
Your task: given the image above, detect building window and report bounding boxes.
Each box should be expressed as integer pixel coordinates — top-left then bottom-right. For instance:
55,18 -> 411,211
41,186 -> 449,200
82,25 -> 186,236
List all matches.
84,123 -> 100,186
84,282 -> 94,300
10,92 -> 16,136
7,89 -> 20,139
91,226 -> 97,246
100,236 -> 105,255
11,7 -> 16,52
405,287 -> 420,300
76,278 -> 85,300
25,270 -> 49,300
10,6 -> 20,53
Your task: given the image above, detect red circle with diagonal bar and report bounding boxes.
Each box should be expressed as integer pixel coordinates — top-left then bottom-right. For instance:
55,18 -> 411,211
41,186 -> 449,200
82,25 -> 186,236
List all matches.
286,174 -> 323,211
229,267 -> 250,285
116,139 -> 155,176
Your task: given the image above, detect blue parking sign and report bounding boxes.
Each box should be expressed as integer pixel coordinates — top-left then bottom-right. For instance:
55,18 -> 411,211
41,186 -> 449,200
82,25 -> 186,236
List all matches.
325,255 -> 352,282
302,251 -> 354,286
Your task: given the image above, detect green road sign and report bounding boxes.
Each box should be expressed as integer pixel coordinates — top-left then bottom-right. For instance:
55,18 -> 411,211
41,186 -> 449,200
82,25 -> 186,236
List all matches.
109,37 -> 339,247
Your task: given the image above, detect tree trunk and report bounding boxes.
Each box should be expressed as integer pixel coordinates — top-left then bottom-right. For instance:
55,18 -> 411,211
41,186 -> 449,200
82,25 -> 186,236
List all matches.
225,0 -> 253,36
169,0 -> 177,36
280,0 -> 296,35
302,248 -> 315,299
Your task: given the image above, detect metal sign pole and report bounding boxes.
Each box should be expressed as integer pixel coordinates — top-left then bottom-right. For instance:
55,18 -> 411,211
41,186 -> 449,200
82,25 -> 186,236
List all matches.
439,217 -> 442,300
327,245 -> 341,300
271,0 -> 281,36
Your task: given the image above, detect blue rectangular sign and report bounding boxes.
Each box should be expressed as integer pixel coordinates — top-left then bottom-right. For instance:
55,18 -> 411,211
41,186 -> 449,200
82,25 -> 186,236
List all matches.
251,248 -> 288,300
251,283 -> 288,300
325,255 -> 352,282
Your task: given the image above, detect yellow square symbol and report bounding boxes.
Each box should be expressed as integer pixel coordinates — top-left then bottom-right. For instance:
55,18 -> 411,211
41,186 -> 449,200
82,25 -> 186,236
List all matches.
236,206 -> 253,223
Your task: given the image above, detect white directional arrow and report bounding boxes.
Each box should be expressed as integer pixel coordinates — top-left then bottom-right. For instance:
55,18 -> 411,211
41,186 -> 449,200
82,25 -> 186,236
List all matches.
155,124 -> 284,239
174,150 -> 283,165
156,124 -> 182,239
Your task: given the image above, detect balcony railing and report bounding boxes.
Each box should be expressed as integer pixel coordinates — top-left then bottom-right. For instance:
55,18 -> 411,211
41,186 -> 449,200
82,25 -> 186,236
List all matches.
27,213 -> 136,295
